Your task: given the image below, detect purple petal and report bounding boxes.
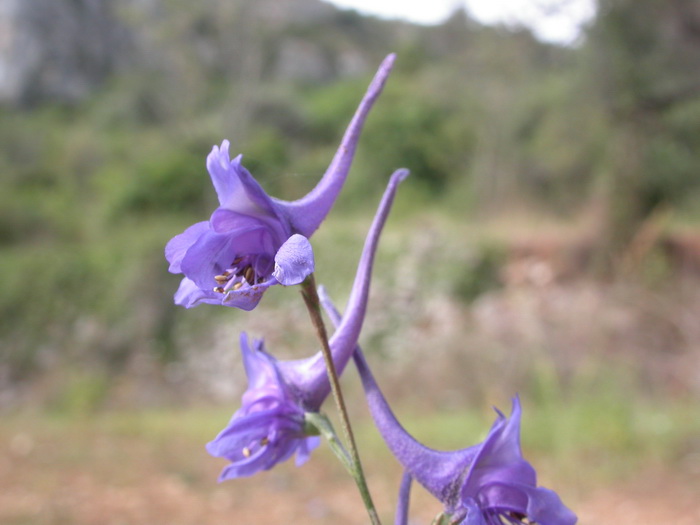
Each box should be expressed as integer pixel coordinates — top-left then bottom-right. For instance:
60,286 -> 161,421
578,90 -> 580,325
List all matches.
458,500 -> 488,525
516,484 -> 578,525
221,282 -> 271,311
477,399 -> 525,468
165,221 -> 209,273
272,234 -> 315,286
206,401 -> 309,480
206,140 -> 246,209
173,277 -> 221,308
294,435 -> 321,466
209,208 -> 265,235
206,409 -> 270,456
217,436 -> 297,479
207,141 -> 283,223
210,204 -> 289,246
239,333 -> 272,387
463,398 -> 537,495
180,230 -> 239,289
209,209 -> 280,255
239,333 -> 285,395
173,276 -> 272,310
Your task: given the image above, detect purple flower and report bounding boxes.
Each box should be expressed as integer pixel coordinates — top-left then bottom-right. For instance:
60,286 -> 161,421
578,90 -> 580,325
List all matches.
320,295 -> 576,525
165,54 -> 396,310
206,169 -> 409,480
206,333 -> 320,479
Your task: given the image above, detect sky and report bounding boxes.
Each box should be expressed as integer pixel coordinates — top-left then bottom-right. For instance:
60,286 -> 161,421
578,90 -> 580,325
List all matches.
324,0 -> 596,45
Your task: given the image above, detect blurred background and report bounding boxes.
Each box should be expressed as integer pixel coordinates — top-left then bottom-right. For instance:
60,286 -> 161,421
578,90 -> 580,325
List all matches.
1,0 -> 699,523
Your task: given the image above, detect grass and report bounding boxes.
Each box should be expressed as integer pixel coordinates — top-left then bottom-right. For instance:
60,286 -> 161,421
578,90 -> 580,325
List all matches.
3,384 -> 698,524
3,199 -> 700,524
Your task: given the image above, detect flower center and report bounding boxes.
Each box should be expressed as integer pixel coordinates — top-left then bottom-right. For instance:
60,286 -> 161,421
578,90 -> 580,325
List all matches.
212,254 -> 273,294
242,436 -> 271,458
484,510 -> 532,525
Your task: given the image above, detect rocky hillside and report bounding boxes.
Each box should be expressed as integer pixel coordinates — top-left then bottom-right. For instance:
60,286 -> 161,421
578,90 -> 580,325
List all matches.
0,0 -> 430,106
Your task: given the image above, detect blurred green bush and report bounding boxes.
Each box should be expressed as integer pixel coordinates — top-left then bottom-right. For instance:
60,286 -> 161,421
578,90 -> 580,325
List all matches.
2,0 -> 700,399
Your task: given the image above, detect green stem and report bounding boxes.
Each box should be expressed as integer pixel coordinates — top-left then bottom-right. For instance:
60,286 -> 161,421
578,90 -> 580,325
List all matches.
431,512 -> 451,525
304,412 -> 354,476
300,274 -> 382,525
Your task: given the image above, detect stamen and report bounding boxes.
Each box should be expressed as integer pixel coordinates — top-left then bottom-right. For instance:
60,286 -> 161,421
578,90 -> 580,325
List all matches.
498,512 -> 529,525
242,446 -> 251,458
244,267 -> 255,284
213,286 -> 225,293
232,281 -> 243,291
214,272 -> 230,283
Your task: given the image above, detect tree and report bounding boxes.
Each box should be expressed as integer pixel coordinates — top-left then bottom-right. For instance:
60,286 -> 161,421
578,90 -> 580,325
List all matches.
587,0 -> 700,270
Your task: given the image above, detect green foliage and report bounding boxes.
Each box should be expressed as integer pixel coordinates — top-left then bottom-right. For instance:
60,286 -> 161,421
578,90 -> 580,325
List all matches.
2,0 -> 698,389
109,148 -> 209,217
451,242 -> 506,303
589,0 -> 700,261
363,87 -> 476,194
48,371 -> 111,416
355,368 -> 700,484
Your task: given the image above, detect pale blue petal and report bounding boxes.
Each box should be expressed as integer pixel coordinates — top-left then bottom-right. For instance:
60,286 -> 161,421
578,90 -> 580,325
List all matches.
173,277 -> 221,308
272,234 -> 315,286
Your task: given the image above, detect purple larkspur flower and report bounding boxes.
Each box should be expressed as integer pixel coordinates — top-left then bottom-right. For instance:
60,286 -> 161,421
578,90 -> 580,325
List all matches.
206,169 -> 409,480
205,332 -> 320,479
319,295 -> 577,525
165,54 -> 396,310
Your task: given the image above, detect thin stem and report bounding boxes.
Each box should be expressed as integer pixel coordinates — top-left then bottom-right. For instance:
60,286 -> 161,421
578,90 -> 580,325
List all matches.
395,471 -> 413,525
301,274 -> 382,525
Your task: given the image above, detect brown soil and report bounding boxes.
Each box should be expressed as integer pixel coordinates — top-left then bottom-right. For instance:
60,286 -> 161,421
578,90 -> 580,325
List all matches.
2,426 -> 698,525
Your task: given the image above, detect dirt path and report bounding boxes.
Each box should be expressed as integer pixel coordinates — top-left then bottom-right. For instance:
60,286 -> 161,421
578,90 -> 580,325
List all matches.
2,428 -> 698,525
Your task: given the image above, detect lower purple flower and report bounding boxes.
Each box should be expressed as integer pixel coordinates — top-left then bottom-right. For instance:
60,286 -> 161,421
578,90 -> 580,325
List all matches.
206,334 -> 320,480
451,399 -> 577,525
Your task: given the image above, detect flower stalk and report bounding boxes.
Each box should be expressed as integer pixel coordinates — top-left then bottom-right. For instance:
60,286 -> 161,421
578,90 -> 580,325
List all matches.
300,274 -> 382,525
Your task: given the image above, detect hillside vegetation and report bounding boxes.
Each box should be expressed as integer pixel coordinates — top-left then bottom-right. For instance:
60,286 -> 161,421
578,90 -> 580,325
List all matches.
1,0 -> 700,405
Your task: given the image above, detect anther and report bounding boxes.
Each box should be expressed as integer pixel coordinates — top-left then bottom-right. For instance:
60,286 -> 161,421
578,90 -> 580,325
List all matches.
214,274 -> 229,283
232,281 -> 243,290
213,286 -> 225,293
244,267 -> 255,284
260,437 -> 269,446
242,447 -> 251,458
